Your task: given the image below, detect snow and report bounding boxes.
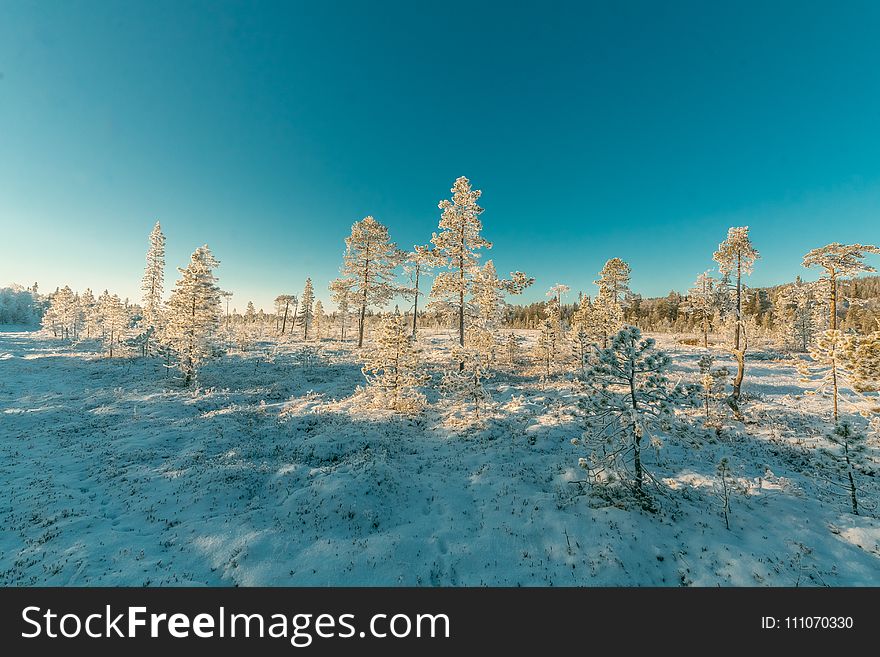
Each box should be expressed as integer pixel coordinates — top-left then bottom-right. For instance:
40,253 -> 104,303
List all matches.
1,327 -> 878,586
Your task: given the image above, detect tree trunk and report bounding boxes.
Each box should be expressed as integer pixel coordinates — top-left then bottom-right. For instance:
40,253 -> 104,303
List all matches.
732,348 -> 745,400
831,360 -> 839,423
281,301 -> 289,334
412,267 -> 420,339
735,254 -> 742,351
829,271 -> 837,330
358,299 -> 367,347
703,314 -> 709,349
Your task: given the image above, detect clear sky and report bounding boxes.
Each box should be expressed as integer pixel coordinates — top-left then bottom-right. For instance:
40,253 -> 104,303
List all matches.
2,0 -> 880,311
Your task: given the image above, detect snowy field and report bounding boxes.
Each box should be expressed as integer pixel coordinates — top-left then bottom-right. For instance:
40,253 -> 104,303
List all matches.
1,327 -> 878,586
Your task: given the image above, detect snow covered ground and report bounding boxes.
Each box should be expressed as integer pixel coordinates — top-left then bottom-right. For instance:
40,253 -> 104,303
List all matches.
1,327 -> 878,586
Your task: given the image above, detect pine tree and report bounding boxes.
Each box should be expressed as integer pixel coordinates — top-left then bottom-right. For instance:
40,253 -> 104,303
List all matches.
99,292 -> 129,358
161,245 -> 222,385
575,326 -> 698,498
329,278 -> 354,340
274,294 -> 296,335
593,259 -> 631,347
846,330 -> 880,392
802,243 -> 880,330
534,316 -> 559,381
298,278 -> 314,339
546,283 -> 570,327
404,244 -> 440,339
686,271 -> 716,348
44,286 -> 79,340
798,329 -> 850,423
245,301 -> 256,324
79,288 -> 99,339
825,421 -> 867,515
778,278 -> 821,352
442,340 -> 493,421
713,227 -> 759,401
140,221 -> 165,354
361,313 -> 427,412
471,260 -> 507,330
313,300 -> 325,339
340,216 -> 401,347
430,176 -> 492,355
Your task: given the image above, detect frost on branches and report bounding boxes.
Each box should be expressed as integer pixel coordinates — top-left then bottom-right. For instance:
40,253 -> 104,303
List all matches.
574,326 -> 697,502
713,226 -> 759,402
329,278 -> 354,341
140,221 -> 166,355
360,313 -> 428,413
802,242 -> 880,330
97,290 -> 130,358
298,278 -> 314,339
592,259 -> 631,347
430,176 -> 492,350
442,336 -> 494,422
340,216 -> 401,347
685,271 -> 716,348
160,245 -> 222,385
697,354 -> 729,429
778,277 -> 823,352
403,244 -> 440,339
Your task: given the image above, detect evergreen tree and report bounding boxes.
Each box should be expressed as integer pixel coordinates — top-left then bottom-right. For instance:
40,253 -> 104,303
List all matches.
403,244 -> 440,339
298,278 -> 315,339
576,326 -> 697,498
140,221 -> 166,354
713,226 -> 759,401
802,242 -> 880,330
161,245 -> 222,385
686,271 -> 716,348
340,216 -> 401,347
430,176 -> 492,355
329,278 -> 354,340
99,292 -> 129,358
361,313 -> 427,412
274,294 -> 296,335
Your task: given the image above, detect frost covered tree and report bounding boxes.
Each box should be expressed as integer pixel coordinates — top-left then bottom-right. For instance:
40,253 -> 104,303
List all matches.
98,291 -> 129,358
593,259 -> 631,347
846,330 -> 880,392
825,421 -> 867,515
274,294 -> 296,335
697,354 -> 729,427
161,245 -> 222,385
595,258 -> 631,305
442,339 -> 494,421
534,316 -> 560,381
140,221 -> 165,354
403,244 -> 440,339
547,283 -> 570,327
799,329 -> 850,423
471,260 -> 507,330
713,226 -> 759,401
245,301 -> 256,324
79,288 -> 100,339
361,313 -> 427,412
430,176 -> 492,353
686,271 -> 716,348
298,278 -> 314,339
575,326 -> 697,497
340,216 -> 401,347
802,242 -> 880,330
778,278 -> 822,352
313,300 -> 325,339
329,278 -> 354,340
44,286 -> 79,340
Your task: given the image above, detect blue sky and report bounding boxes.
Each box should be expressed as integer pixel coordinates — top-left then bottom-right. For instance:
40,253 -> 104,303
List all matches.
2,0 -> 880,311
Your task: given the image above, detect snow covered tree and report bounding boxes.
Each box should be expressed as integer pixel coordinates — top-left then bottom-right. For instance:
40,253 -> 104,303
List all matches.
430,176 -> 492,353
799,329 -> 850,422
44,286 -> 79,340
245,301 -> 256,324
533,316 -> 560,381
592,259 -> 631,347
825,420 -> 868,515
697,354 -> 730,427
340,216 -> 401,347
442,339 -> 494,421
802,242 -> 880,330
140,221 -> 165,354
274,294 -> 296,335
575,326 -> 698,498
846,330 -> 880,392
505,331 -> 522,367
471,260 -> 507,331
298,278 -> 314,339
79,288 -> 100,339
361,312 -> 427,412
595,258 -> 631,306
404,244 -> 440,339
98,291 -> 129,358
686,271 -> 716,348
778,278 -> 822,351
161,245 -> 222,385
546,283 -> 570,327
329,278 -> 354,340
713,226 -> 759,401
313,300 -> 325,339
